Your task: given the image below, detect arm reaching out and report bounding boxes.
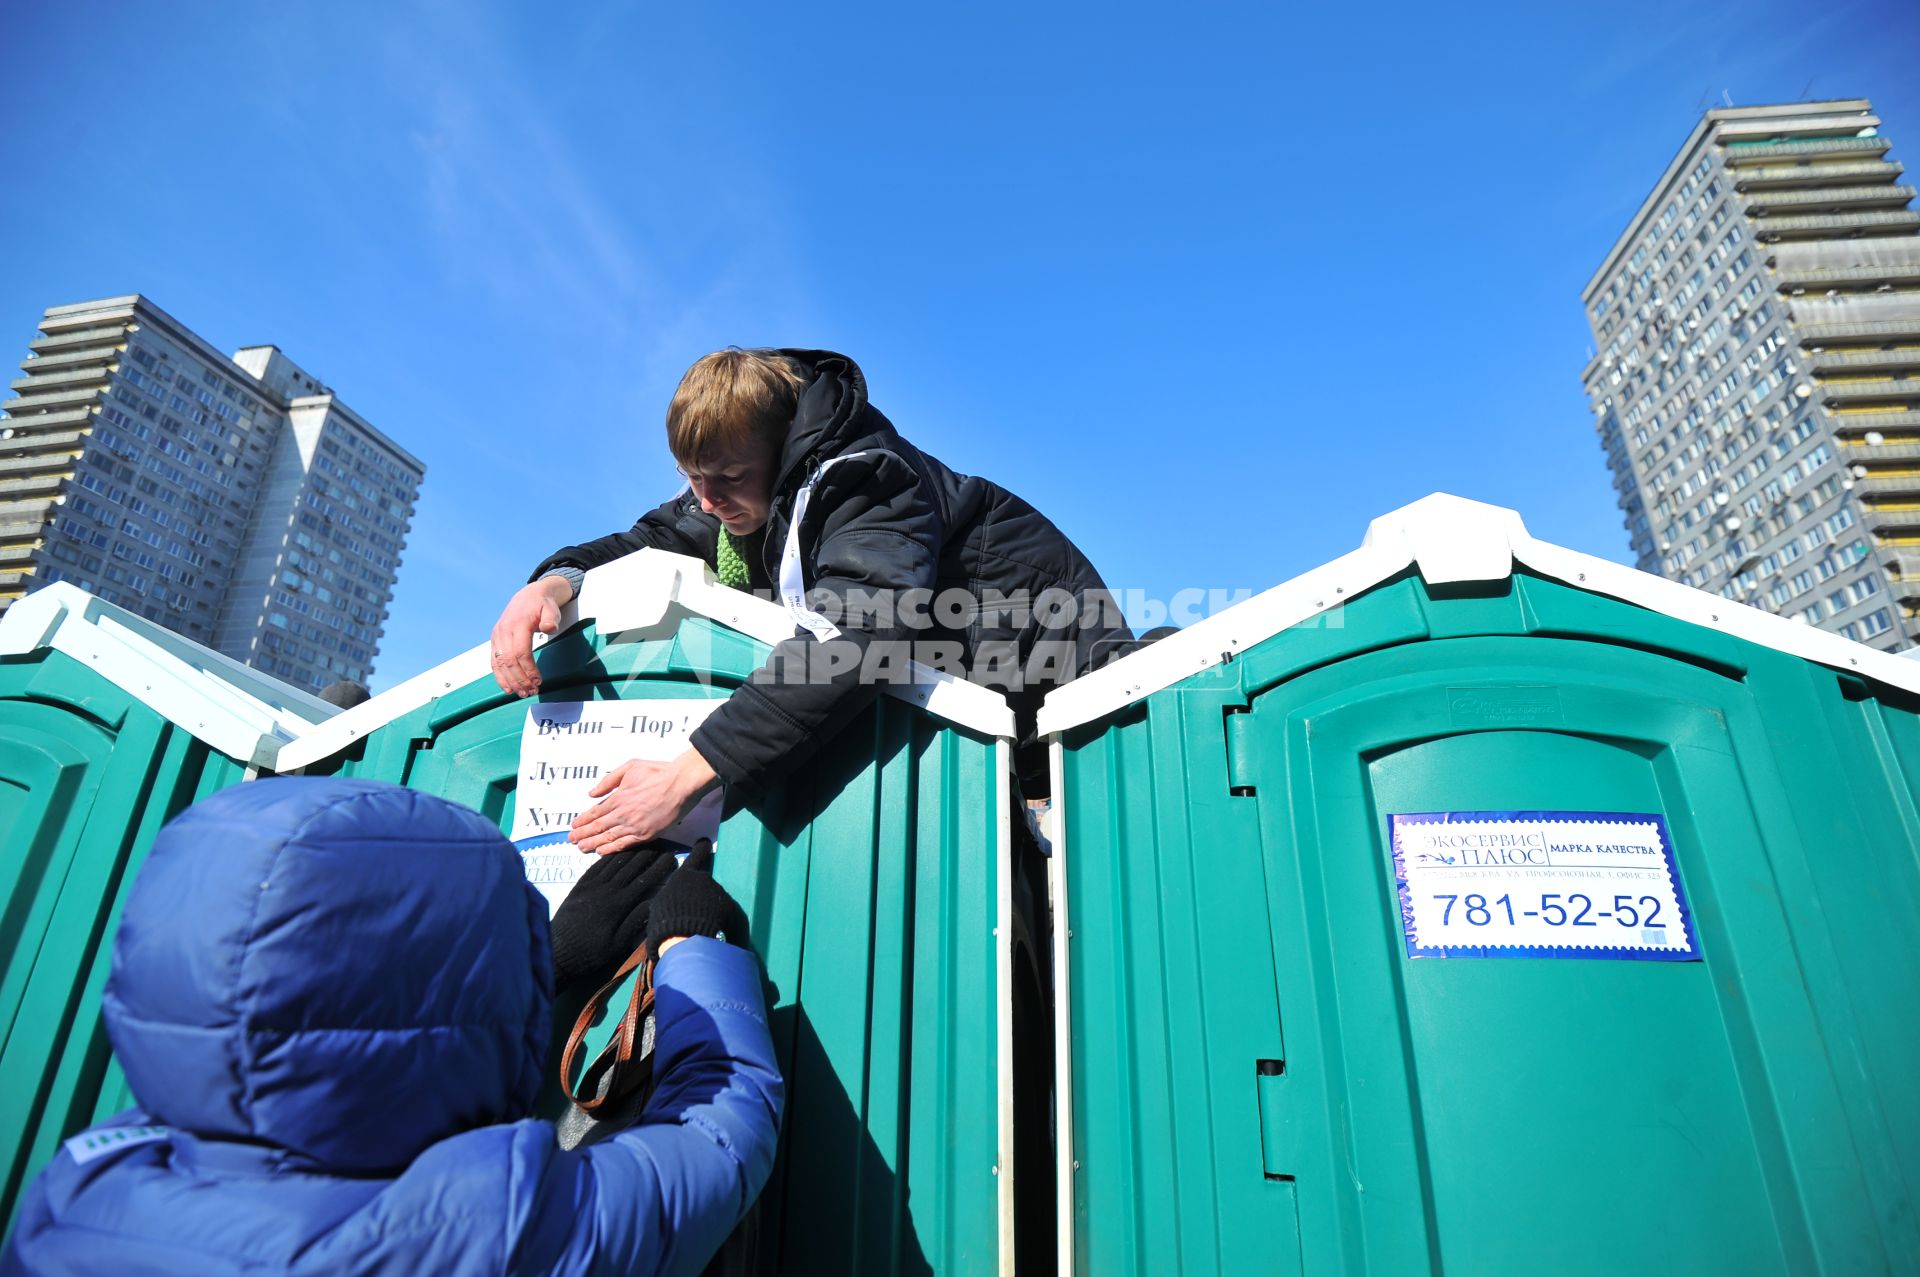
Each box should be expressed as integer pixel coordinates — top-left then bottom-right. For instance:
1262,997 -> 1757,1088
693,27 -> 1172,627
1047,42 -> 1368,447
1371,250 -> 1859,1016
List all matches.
490,575 -> 573,697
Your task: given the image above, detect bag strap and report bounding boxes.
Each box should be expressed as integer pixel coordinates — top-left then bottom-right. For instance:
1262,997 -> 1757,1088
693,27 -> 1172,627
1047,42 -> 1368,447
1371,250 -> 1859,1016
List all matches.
560,942 -> 657,1112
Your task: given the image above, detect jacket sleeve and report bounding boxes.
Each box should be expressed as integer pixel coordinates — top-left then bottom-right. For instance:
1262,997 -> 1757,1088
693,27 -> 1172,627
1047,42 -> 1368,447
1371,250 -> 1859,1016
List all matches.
520,938 -> 783,1277
688,451 -> 942,801
528,493 -> 712,582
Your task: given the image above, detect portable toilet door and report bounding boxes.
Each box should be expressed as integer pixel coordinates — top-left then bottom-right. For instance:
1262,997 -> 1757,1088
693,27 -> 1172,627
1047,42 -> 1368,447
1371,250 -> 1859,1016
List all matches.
275,547 -> 1023,1277
1040,494 -> 1920,1277
0,584 -> 335,1234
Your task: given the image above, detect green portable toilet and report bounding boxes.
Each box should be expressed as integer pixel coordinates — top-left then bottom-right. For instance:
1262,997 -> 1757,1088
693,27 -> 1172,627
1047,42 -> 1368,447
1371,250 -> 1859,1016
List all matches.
0,584 -> 335,1231
1040,494 -> 1920,1276
275,547 -> 1022,1276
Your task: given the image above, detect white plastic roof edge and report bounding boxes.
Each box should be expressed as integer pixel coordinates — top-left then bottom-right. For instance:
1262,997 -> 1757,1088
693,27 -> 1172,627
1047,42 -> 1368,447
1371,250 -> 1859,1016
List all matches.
0,583 -> 337,767
274,546 -> 1016,773
1037,492 -> 1920,737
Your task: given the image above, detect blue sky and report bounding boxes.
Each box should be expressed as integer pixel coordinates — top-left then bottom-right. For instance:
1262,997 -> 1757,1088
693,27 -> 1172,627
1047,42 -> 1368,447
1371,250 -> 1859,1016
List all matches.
2,0 -> 1915,688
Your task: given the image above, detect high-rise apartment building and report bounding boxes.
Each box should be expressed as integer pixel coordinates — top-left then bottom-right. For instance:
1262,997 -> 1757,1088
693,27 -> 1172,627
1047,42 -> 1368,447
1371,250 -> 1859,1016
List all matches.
0,295 -> 425,690
1581,99 -> 1920,651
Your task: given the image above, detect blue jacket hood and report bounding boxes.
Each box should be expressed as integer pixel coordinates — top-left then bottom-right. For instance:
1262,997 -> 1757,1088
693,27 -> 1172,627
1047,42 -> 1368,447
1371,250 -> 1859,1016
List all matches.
102,777 -> 552,1174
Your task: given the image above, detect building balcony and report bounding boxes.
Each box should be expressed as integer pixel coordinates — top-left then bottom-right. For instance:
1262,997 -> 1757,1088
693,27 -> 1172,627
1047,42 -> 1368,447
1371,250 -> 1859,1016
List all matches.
0,495 -> 56,521
1810,349 -> 1920,377
1735,160 -> 1905,191
1789,293 -> 1920,329
1884,552 -> 1920,602
0,427 -> 89,457
22,344 -> 124,373
1841,443 -> 1920,465
1753,210 -> 1920,241
1821,377 -> 1920,406
0,473 -> 67,500
0,517 -> 49,548
1777,262 -> 1920,293
1745,184 -> 1917,217
8,367 -> 115,394
1830,410 -> 1920,436
1718,112 -> 1880,142
0,406 -> 92,429
1797,317 -> 1920,346
1720,136 -> 1893,165
0,451 -> 77,479
1835,445 -> 1920,470
1856,474 -> 1920,499
27,324 -> 132,353
40,301 -> 137,335
1,386 -> 104,414
0,542 -> 37,569
1861,506 -> 1920,531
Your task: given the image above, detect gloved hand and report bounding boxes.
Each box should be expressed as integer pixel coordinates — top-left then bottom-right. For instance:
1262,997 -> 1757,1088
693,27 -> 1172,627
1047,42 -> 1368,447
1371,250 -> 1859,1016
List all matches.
550,841 -> 678,987
647,844 -> 750,952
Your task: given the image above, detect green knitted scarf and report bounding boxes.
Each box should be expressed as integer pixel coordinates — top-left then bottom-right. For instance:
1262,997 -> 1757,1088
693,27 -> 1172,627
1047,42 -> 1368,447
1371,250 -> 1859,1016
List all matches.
715,528 -> 751,590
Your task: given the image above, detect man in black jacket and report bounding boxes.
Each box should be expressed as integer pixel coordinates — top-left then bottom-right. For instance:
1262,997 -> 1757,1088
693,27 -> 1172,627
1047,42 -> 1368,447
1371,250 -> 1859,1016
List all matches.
489,348 -> 1130,852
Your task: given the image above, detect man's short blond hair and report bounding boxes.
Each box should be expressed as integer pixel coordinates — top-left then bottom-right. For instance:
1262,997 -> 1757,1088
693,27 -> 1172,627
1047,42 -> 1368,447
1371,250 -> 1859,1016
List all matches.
666,349 -> 807,466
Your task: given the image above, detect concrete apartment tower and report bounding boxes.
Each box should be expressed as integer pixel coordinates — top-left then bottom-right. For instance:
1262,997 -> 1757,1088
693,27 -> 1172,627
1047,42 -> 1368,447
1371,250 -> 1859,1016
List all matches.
1581,99 -> 1920,651
0,295 -> 425,691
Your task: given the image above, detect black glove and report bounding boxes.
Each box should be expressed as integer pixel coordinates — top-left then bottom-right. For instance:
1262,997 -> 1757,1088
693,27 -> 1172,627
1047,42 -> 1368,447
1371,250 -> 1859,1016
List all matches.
550,842 -> 678,988
647,844 -> 749,952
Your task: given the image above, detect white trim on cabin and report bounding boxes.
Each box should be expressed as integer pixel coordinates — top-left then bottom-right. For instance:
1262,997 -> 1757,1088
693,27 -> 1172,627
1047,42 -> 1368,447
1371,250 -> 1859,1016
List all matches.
1038,492 -> 1920,737
276,547 -> 1015,773
0,583 -> 334,767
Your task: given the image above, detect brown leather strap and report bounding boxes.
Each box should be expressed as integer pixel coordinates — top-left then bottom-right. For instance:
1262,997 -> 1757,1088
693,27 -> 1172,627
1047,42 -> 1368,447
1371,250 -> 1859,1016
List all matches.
560,942 -> 656,1112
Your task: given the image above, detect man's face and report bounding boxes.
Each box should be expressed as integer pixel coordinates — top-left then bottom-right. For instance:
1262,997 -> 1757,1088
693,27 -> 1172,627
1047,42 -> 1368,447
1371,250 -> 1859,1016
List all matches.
683,443 -> 779,535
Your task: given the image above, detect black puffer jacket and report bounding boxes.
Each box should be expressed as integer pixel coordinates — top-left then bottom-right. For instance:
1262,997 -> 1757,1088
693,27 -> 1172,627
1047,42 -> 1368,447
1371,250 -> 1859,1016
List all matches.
532,350 -> 1132,797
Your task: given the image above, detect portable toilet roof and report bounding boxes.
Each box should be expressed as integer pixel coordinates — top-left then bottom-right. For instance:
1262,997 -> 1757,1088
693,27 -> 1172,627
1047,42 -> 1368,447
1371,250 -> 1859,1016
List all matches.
276,545 -> 1015,772
1039,491 -> 1920,738
0,583 -> 338,769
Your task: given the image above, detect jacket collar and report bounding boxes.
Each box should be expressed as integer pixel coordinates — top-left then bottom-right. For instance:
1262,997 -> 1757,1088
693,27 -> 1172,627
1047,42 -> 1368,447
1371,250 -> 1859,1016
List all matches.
770,349 -> 869,499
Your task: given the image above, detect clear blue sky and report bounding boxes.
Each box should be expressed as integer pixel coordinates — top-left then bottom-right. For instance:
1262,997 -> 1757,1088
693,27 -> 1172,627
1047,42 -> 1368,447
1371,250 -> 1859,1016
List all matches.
2,0 -> 1915,688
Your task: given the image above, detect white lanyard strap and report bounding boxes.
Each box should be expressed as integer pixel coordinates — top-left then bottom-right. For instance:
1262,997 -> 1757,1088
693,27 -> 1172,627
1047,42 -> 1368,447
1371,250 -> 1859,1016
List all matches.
778,451 -> 875,642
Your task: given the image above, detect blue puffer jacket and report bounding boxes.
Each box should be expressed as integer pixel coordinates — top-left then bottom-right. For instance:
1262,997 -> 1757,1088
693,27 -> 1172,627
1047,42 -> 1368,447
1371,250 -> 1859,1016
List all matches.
2,778 -> 783,1277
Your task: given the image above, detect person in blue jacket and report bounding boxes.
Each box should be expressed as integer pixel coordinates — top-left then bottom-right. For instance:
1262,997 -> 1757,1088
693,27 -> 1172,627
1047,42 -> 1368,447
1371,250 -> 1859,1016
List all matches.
1,777 -> 783,1277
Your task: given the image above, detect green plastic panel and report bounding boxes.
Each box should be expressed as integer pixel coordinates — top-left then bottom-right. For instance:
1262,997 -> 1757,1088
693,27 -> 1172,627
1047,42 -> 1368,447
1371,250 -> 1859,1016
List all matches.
0,649 -> 250,1236
1059,572 -> 1920,1276
304,617 -> 1006,1275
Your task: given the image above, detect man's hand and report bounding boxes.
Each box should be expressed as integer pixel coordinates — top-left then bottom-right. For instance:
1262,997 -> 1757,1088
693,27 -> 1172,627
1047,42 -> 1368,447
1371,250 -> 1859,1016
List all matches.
490,576 -> 573,696
570,749 -> 720,854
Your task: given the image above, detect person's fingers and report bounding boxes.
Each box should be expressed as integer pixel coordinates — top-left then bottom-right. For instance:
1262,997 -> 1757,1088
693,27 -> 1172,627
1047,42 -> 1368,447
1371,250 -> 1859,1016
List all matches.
602,844 -> 646,890
538,599 -> 561,636
489,616 -> 519,693
586,759 -> 633,799
683,844 -> 715,875
636,846 -> 679,894
493,646 -> 528,696
594,831 -> 640,856
596,845 -> 656,891
570,803 -> 618,842
509,630 -> 540,693
607,841 -> 668,892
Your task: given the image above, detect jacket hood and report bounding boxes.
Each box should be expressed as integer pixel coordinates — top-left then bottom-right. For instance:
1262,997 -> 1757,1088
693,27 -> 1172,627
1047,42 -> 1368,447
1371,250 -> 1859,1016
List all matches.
772,349 -> 886,492
102,777 -> 552,1174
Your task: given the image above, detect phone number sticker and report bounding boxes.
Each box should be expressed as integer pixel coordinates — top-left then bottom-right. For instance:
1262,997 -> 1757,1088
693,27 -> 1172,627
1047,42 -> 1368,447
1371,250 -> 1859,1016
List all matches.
1390,811 -> 1699,961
